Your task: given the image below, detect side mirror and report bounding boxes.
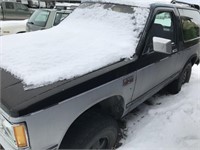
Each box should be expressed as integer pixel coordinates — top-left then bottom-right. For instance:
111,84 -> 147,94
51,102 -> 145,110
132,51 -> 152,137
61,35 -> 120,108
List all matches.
153,37 -> 172,54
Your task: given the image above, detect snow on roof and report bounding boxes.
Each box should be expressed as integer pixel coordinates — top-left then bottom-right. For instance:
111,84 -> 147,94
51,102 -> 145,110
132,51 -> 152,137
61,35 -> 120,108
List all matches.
0,3 -> 149,89
82,0 -> 171,7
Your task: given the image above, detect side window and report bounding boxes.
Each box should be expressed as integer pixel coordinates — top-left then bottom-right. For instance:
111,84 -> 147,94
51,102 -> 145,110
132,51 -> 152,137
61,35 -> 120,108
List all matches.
154,12 -> 172,29
16,3 -> 28,11
178,9 -> 200,42
54,13 -> 68,26
152,12 -> 175,40
21,4 -> 28,10
5,2 -> 14,9
34,11 -> 50,27
16,3 -> 22,10
144,11 -> 176,54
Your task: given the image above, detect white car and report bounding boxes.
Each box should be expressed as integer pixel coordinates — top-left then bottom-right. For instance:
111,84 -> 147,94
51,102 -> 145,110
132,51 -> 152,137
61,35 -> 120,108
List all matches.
26,9 -> 71,32
0,19 -> 27,36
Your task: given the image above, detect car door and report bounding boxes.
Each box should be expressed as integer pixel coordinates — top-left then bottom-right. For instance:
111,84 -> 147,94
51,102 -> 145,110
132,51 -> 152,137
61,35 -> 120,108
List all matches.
177,9 -> 200,71
131,8 -> 180,101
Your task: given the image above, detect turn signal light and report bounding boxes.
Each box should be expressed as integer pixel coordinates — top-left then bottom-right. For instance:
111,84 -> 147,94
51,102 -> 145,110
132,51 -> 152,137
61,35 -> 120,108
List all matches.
13,124 -> 28,147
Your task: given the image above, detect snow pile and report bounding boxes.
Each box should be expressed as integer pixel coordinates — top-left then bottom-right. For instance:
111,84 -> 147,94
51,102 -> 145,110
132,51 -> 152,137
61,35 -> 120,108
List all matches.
119,65 -> 200,150
0,4 -> 149,88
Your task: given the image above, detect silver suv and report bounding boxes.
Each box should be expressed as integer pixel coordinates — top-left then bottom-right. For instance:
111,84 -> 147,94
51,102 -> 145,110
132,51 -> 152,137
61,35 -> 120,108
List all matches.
0,1 -> 200,150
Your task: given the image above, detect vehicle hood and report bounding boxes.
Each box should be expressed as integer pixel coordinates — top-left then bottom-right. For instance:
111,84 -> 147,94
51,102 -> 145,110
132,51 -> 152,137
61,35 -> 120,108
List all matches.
0,4 -> 149,116
0,4 -> 149,89
0,69 -> 61,116
1,68 -> 82,117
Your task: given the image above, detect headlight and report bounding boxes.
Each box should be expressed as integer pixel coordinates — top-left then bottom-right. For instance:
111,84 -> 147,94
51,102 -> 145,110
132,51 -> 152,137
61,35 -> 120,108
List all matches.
2,119 -> 29,148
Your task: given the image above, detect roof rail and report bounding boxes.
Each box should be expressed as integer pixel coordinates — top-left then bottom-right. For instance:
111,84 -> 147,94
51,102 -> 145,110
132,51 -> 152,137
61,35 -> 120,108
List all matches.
171,0 -> 200,10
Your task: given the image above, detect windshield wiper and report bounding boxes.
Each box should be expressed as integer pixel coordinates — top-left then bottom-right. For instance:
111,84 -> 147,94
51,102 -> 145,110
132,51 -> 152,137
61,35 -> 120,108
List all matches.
28,21 -> 34,25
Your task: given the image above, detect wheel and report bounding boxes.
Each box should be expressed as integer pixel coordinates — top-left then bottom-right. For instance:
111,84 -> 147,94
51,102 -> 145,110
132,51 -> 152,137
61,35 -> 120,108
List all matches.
59,111 -> 119,149
167,63 -> 192,94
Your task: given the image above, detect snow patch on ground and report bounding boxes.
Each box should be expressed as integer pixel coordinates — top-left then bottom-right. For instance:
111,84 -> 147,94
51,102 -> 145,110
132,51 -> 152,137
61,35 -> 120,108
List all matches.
119,65 -> 200,150
0,4 -> 149,88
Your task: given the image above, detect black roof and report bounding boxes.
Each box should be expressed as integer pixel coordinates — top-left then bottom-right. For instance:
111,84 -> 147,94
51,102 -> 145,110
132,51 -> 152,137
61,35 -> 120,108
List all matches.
171,0 -> 199,10
150,1 -> 200,11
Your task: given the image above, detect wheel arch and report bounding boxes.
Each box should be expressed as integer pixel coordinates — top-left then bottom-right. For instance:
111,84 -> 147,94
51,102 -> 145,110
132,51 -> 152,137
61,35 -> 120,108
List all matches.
189,54 -> 199,66
58,95 -> 125,148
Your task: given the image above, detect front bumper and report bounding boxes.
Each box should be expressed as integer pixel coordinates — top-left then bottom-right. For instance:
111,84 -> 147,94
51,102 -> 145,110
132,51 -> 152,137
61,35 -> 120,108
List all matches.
0,109 -> 20,150
0,114 -> 17,150
0,134 -> 16,150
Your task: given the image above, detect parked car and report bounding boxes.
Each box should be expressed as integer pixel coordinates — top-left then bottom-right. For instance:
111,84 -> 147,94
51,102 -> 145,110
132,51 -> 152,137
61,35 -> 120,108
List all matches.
0,19 -> 27,35
0,1 -> 33,20
26,9 -> 71,32
0,0 -> 200,150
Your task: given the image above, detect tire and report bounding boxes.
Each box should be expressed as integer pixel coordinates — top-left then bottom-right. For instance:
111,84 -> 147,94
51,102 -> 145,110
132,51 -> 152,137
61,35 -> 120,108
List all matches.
16,31 -> 26,34
59,111 -> 119,149
167,63 -> 192,94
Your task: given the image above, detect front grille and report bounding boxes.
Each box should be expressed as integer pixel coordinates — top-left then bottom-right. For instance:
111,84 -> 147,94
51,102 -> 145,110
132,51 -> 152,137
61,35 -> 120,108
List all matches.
0,114 -> 17,149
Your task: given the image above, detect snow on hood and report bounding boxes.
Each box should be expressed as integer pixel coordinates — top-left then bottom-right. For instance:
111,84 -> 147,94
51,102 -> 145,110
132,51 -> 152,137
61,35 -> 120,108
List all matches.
0,3 -> 149,89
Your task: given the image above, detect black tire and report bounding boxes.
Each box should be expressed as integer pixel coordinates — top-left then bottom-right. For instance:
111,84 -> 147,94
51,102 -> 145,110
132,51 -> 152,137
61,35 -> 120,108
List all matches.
167,63 -> 192,94
59,111 -> 119,149
16,31 -> 26,34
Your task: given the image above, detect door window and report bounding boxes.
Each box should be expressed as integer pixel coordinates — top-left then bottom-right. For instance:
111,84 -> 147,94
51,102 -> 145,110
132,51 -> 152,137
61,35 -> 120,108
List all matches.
16,3 -> 22,10
154,12 -> 172,29
21,4 -> 28,11
16,3 -> 28,11
5,2 -> 14,9
54,13 -> 69,26
178,9 -> 200,41
144,11 -> 176,54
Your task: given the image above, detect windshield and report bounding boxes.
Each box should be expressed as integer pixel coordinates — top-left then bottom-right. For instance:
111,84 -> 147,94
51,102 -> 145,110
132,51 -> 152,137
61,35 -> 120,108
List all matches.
28,10 -> 50,27
60,3 -> 150,40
